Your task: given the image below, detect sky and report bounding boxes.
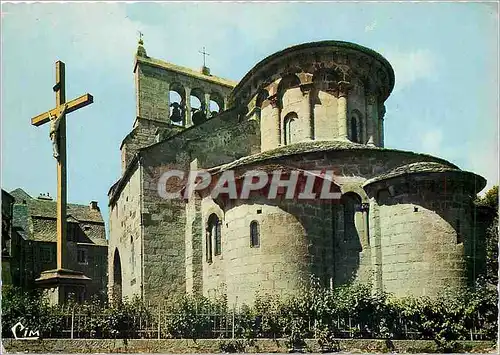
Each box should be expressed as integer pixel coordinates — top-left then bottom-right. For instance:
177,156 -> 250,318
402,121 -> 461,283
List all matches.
1,2 -> 498,233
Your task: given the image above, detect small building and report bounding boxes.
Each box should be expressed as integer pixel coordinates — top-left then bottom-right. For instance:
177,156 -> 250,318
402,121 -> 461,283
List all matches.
2,189 -> 15,284
7,188 -> 108,301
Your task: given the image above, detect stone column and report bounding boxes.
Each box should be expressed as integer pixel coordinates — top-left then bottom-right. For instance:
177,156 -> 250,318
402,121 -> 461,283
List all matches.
378,104 -> 386,148
204,92 -> 211,118
184,87 -> 192,127
164,82 -> 170,122
366,94 -> 376,146
268,95 -> 281,148
337,81 -> 351,141
300,83 -> 314,141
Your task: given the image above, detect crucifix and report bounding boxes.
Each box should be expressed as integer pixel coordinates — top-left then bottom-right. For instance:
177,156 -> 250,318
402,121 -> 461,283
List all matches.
32,61 -> 93,271
199,46 -> 210,67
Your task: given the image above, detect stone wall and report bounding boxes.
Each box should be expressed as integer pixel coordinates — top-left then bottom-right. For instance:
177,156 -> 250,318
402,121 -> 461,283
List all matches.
3,338 -> 495,354
192,147 -> 468,305
108,167 -> 143,302
365,174 -> 482,297
134,54 -> 234,126
314,90 -> 339,141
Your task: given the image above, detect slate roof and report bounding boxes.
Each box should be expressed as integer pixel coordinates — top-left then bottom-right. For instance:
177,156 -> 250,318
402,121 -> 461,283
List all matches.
31,218 -> 107,246
211,140 -> 458,173
9,188 -> 106,246
362,161 -> 487,191
10,188 -> 103,223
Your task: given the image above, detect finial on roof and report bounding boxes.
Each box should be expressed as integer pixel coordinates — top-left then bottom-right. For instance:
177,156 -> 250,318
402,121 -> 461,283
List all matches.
199,47 -> 211,75
136,31 -> 147,57
138,30 -> 144,45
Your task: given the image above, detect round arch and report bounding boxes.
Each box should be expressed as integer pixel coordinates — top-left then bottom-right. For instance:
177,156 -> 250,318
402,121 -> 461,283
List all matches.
112,248 -> 122,303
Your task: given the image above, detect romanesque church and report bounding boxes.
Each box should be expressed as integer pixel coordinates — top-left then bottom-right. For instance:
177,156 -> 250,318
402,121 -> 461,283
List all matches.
108,39 -> 487,306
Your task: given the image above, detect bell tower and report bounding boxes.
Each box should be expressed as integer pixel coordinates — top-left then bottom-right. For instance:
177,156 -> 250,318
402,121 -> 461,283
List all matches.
120,38 -> 237,172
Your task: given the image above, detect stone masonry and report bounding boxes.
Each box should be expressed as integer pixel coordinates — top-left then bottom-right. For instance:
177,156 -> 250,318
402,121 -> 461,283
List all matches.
108,40 -> 486,306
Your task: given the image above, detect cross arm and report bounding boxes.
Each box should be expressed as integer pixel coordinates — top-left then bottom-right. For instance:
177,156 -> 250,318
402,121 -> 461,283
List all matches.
31,94 -> 93,126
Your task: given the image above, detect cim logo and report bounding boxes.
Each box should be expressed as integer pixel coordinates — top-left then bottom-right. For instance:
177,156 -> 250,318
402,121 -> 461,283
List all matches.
11,321 -> 40,340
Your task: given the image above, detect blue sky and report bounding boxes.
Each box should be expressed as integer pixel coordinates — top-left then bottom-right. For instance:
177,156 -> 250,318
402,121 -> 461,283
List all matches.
1,2 -> 498,231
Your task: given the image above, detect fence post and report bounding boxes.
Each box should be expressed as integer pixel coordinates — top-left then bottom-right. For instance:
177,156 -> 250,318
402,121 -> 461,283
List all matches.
71,306 -> 75,339
158,306 -> 161,340
232,298 -> 237,339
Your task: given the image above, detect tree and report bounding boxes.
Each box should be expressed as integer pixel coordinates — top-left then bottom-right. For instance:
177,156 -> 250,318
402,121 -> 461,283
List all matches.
475,185 -> 498,285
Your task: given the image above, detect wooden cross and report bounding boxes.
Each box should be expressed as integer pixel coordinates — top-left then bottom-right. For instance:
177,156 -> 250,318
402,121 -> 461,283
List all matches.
31,61 -> 93,270
199,46 -> 210,67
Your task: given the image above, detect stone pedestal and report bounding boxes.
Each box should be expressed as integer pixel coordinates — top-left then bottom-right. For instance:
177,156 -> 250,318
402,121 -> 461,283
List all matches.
35,268 -> 91,304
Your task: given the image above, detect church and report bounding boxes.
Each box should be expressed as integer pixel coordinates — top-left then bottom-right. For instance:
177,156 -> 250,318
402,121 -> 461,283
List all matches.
108,39 -> 487,306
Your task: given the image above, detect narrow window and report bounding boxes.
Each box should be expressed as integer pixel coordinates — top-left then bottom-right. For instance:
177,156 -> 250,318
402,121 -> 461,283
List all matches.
214,219 -> 222,256
350,111 -> 363,143
351,116 -> 358,143
41,246 -> 51,263
206,229 -> 213,263
207,214 -> 221,261
283,112 -> 298,145
250,221 -> 260,248
77,248 -> 88,265
456,219 -> 463,244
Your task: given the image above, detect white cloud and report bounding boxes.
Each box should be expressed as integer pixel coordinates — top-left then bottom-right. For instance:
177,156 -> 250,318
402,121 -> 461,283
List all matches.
381,48 -> 437,91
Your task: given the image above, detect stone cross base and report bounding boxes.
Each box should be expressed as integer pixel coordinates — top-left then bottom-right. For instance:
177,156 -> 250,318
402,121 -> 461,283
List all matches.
35,268 -> 91,305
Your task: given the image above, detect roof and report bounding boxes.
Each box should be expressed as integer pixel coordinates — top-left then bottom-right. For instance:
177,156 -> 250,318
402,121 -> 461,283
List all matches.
109,106 -> 243,206
10,188 -> 103,223
9,188 -> 106,245
363,161 -> 487,191
31,217 -> 107,246
230,40 -> 395,105
2,189 -> 14,204
210,140 -> 458,173
135,55 -> 238,89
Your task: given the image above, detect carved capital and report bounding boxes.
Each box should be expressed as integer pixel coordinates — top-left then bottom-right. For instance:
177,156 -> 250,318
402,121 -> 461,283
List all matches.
337,80 -> 352,97
299,83 -> 314,96
366,95 -> 377,105
268,95 -> 279,109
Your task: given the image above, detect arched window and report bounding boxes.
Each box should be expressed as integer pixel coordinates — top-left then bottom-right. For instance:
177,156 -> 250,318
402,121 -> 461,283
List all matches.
190,89 -> 206,125
350,111 -> 363,143
113,249 -> 122,303
341,192 -> 362,244
250,221 -> 260,247
351,117 -> 358,143
209,92 -> 225,118
169,83 -> 185,126
207,214 -> 221,261
284,112 -> 298,145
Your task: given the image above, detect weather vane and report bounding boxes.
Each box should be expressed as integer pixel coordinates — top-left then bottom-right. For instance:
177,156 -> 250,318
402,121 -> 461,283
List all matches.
138,31 -> 144,45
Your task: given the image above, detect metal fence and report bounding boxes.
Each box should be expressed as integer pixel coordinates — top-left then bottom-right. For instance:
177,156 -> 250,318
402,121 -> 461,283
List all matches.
53,306 -> 490,341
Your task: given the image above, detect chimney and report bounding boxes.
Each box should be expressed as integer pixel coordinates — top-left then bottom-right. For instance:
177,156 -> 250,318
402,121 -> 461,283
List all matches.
90,201 -> 99,211
37,192 -> 53,201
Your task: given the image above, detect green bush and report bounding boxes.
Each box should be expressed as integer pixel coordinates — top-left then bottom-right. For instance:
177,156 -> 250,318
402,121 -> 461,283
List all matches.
1,281 -> 497,341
